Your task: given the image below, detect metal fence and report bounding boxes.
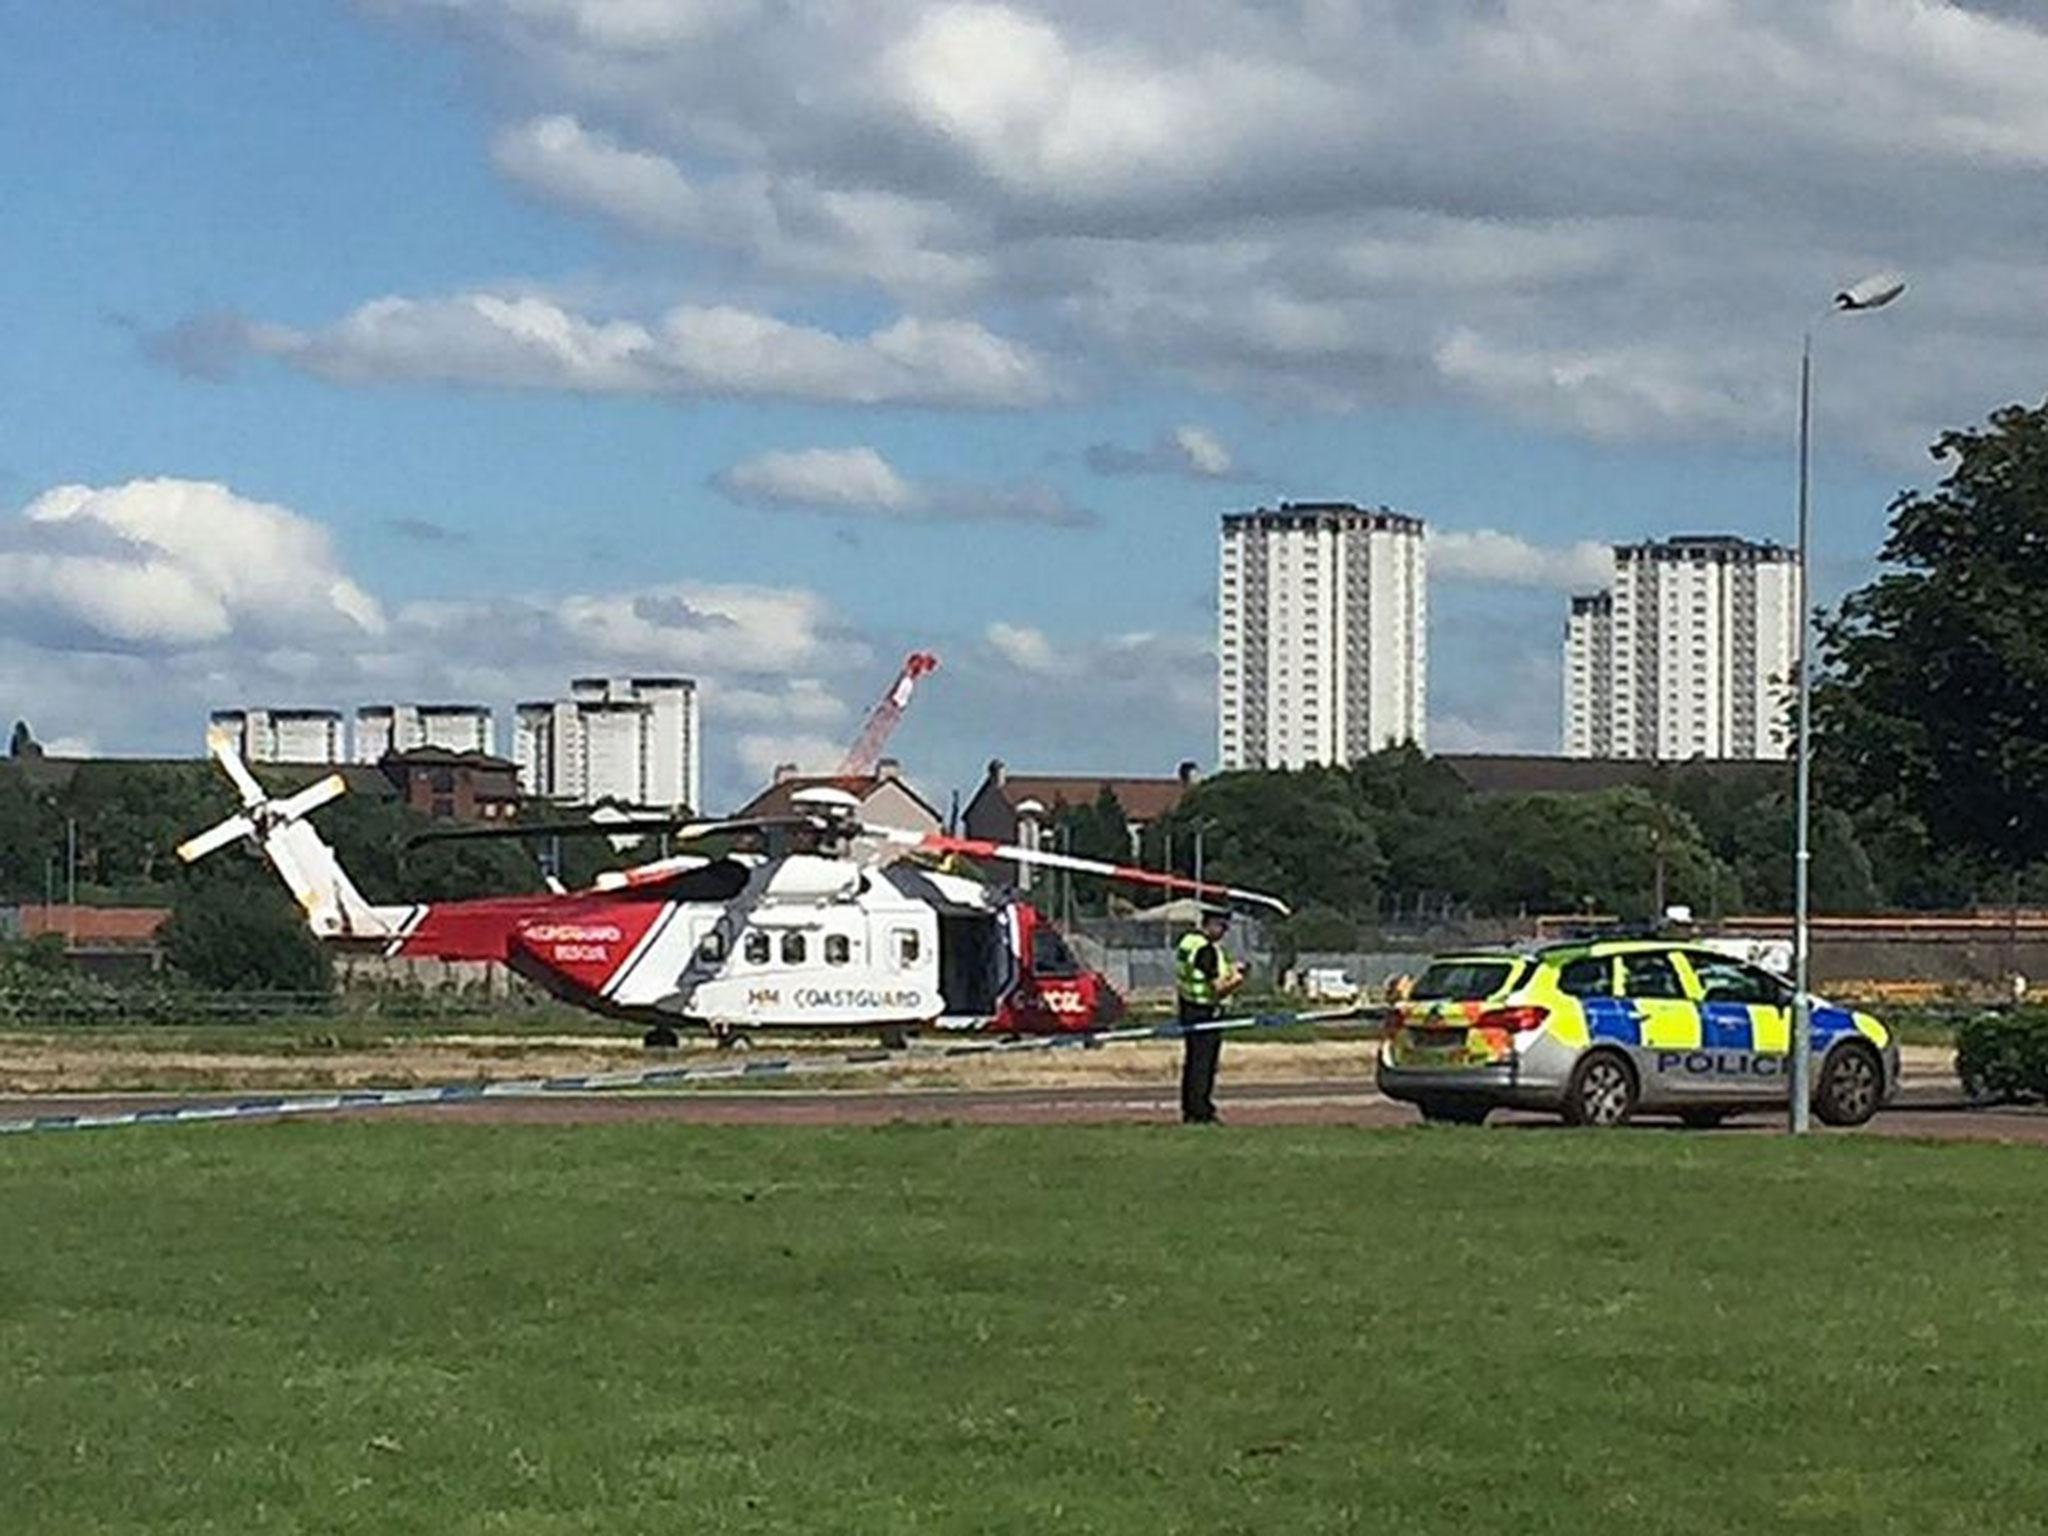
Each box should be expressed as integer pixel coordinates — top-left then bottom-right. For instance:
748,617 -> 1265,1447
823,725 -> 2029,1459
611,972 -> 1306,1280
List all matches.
0,983 -> 575,1027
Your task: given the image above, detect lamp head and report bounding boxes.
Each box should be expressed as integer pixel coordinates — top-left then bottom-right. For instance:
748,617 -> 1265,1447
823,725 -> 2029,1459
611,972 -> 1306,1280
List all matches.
1834,273 -> 1906,312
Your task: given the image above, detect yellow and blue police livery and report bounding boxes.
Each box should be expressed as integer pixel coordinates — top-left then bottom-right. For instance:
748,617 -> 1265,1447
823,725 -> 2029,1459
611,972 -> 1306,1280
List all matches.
1377,939 -> 1898,1127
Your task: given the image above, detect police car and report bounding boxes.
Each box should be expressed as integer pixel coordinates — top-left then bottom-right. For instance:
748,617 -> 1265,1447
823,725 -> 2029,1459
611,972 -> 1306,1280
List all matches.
1376,939 -> 1898,1127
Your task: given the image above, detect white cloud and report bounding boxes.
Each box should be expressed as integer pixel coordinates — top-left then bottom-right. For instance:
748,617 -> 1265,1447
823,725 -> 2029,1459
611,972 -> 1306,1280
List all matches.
491,115 -> 988,300
880,2 -> 1343,205
402,0 -> 759,51
1433,329 -> 1778,443
717,448 -> 917,516
1431,530 -> 1613,592
491,115 -> 705,241
981,622 -> 1211,716
0,480 -> 384,652
926,623 -> 1214,774
0,477 -> 867,806
1427,714 -> 1554,756
0,478 -> 1244,802
733,732 -> 846,780
715,446 -> 1092,526
1085,423 -> 1238,480
709,677 -> 849,727
985,621 -> 1058,675
223,292 -> 1054,408
1171,426 -> 1233,479
347,0 -> 2048,452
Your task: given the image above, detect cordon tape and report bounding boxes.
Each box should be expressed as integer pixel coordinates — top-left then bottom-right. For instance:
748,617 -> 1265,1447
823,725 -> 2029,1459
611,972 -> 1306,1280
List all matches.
0,1008 -> 1367,1136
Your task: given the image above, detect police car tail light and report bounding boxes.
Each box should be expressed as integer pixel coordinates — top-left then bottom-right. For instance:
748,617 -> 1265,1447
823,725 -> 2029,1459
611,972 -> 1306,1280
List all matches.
1477,1005 -> 1548,1034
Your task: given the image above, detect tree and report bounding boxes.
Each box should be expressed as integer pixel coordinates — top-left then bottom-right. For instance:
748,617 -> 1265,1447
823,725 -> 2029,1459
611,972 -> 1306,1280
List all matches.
1815,398 -> 2048,881
0,765 -> 58,903
9,720 -> 40,759
54,761 -> 226,894
161,879 -> 333,993
1050,787 -> 1136,866
1716,801 -> 1880,914
1660,771 -> 1879,912
1463,790 -> 1738,920
1346,745 -> 1475,911
1269,905 -> 1363,972
1159,768 -> 1386,914
1046,788 -> 1137,915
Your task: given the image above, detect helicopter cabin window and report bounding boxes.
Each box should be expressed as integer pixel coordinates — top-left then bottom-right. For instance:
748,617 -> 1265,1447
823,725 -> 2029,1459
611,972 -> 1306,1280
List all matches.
696,929 -> 727,964
893,928 -> 921,968
743,931 -> 770,966
825,934 -> 851,966
781,932 -> 807,965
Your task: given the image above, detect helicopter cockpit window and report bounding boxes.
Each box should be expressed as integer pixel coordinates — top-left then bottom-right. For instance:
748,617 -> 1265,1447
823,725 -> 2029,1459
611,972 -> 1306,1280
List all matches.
825,934 -> 851,966
781,932 -> 807,965
1031,928 -> 1080,978
894,929 -> 921,967
696,930 -> 728,964
743,931 -> 770,965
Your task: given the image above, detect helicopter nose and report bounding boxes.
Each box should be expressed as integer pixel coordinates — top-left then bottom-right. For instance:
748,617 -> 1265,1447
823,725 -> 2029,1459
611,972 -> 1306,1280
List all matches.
1094,979 -> 1125,1024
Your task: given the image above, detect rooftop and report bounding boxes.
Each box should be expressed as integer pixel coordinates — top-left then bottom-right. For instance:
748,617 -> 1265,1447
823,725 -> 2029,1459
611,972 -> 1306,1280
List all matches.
381,746 -> 518,771
1615,534 -> 1793,562
977,760 -> 1201,823
1222,501 -> 1426,535
734,771 -> 940,824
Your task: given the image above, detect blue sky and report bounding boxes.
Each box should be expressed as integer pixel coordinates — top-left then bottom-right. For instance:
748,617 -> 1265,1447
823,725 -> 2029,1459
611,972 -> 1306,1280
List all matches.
4,0 -> 2042,808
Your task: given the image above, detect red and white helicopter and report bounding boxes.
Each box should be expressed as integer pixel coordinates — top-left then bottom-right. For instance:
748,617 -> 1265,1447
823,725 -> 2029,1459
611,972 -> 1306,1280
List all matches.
178,735 -> 1288,1047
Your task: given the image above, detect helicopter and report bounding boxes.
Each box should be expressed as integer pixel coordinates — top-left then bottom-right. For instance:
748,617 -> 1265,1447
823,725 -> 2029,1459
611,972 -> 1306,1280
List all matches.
177,734 -> 1288,1047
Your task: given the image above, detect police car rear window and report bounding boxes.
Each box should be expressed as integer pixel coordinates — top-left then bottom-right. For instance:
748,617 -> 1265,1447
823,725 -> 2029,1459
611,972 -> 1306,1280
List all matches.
1410,960 -> 1519,1001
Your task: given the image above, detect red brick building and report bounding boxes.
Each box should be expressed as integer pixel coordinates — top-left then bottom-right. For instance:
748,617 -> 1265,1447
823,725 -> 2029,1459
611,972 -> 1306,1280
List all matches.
377,747 -> 522,822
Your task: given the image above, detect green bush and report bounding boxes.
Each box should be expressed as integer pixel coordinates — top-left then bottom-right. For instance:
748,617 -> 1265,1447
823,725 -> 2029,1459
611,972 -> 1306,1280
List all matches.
1954,1010 -> 2048,1102
161,880 -> 333,994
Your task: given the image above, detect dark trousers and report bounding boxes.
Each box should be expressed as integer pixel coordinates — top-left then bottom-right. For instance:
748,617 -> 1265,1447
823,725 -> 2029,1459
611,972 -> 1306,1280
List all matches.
1179,1000 -> 1222,1123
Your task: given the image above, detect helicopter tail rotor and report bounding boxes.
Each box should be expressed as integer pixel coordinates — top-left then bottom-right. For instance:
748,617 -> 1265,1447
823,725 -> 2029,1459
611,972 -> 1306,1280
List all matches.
180,732 -> 389,938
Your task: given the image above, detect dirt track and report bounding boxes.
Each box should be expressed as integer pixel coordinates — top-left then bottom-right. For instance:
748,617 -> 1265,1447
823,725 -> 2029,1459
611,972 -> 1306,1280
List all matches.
0,1031 -> 1385,1096
8,1033 -> 2036,1143
10,1079 -> 2046,1144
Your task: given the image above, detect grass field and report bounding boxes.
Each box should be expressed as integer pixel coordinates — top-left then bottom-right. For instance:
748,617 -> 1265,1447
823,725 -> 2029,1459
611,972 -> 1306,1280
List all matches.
5,1124 -> 2046,1534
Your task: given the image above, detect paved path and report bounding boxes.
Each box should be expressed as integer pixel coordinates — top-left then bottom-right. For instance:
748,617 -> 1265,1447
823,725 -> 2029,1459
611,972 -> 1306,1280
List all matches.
11,1079 -> 2046,1143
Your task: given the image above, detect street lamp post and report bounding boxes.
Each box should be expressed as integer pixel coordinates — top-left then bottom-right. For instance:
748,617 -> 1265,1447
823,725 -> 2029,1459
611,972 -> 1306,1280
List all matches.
1191,817 -> 1217,891
1789,272 -> 1905,1134
1014,799 -> 1046,893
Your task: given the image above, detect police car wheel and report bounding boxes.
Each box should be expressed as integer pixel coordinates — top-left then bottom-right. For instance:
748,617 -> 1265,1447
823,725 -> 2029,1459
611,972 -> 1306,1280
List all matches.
1564,1051 -> 1637,1127
1417,1098 -> 1490,1125
1815,1042 -> 1883,1127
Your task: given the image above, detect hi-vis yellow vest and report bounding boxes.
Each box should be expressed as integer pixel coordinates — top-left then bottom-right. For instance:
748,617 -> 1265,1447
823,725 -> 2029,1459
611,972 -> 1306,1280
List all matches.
1176,932 -> 1235,1004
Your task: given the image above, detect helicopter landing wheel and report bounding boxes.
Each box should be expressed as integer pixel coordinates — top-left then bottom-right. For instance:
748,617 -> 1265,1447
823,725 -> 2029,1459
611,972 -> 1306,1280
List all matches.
879,1025 -> 912,1051
642,1022 -> 681,1051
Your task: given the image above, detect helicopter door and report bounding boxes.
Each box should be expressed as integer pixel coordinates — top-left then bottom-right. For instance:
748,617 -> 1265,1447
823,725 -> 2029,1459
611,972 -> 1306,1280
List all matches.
936,915 -> 1006,1015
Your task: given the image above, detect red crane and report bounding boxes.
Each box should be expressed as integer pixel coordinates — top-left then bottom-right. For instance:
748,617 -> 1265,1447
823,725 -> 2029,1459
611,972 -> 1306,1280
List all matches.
840,651 -> 938,777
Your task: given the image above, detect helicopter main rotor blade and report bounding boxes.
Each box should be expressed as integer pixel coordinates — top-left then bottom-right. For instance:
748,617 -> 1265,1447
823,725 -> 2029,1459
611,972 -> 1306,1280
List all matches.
207,730 -> 267,808
273,773 -> 346,824
905,831 -> 1291,917
176,813 -> 257,864
405,813 -> 821,850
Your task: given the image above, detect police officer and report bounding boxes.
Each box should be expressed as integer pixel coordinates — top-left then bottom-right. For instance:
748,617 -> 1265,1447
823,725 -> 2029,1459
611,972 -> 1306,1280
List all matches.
1176,904 -> 1243,1124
